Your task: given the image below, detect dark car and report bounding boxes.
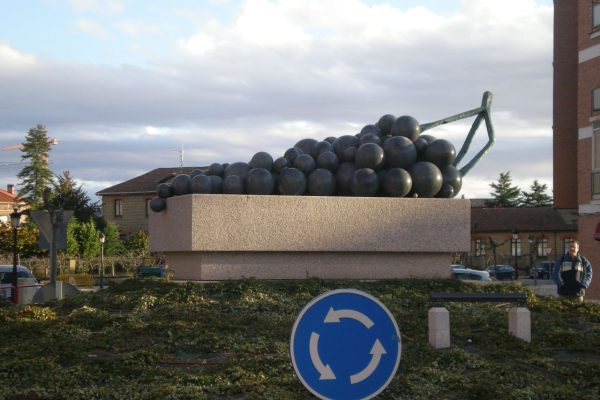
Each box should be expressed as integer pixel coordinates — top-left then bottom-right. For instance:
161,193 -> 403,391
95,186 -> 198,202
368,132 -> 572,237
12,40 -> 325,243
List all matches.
486,265 -> 516,280
529,261 -> 554,279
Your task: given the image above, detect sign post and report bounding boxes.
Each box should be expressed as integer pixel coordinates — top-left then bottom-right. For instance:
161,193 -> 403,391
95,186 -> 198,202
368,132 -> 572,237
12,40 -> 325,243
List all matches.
290,289 -> 401,400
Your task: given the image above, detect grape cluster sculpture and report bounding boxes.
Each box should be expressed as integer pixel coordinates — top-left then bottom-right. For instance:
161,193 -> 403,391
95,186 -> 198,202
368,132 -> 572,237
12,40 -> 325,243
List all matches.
150,92 -> 494,213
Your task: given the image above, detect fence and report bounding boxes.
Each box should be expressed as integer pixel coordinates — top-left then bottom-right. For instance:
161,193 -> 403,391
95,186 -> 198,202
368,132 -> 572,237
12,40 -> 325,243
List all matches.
0,254 -> 156,280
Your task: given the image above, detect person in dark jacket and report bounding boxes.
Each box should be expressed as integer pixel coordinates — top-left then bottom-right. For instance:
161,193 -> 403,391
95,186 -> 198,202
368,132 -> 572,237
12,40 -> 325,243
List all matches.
552,241 -> 593,301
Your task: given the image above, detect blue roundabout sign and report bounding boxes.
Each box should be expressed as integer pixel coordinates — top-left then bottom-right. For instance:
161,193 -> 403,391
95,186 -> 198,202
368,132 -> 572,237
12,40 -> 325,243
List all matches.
290,289 -> 401,400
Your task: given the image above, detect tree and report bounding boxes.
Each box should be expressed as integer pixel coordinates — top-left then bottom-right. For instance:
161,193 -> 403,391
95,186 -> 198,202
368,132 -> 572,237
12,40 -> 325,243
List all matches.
0,221 -> 46,258
51,170 -> 101,223
519,180 -> 553,208
66,218 -> 80,258
17,124 -> 54,208
125,230 -> 149,256
65,217 -> 101,258
102,222 -> 125,256
485,171 -> 521,208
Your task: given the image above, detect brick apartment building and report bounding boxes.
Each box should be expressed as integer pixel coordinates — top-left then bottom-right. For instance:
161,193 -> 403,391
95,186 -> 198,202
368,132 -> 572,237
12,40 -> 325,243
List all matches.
554,0 -> 600,299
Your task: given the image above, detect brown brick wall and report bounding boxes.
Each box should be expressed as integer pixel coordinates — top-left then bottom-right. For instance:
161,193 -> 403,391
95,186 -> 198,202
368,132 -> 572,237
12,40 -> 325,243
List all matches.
578,137 -> 593,202
578,58 -> 600,127
578,214 -> 600,300
554,0 -> 579,209
579,0 -> 600,49
577,1 -> 600,205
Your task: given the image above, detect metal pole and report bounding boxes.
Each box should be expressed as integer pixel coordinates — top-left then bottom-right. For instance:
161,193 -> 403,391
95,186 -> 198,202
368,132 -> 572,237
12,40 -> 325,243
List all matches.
531,239 -> 540,286
100,241 -> 104,289
50,213 -> 58,285
11,225 -> 18,305
511,238 -> 516,279
515,239 -> 519,279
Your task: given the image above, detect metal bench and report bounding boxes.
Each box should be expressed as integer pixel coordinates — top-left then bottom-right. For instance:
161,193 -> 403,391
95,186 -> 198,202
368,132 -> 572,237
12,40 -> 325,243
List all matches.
428,292 -> 530,348
430,292 -> 527,305
135,265 -> 165,278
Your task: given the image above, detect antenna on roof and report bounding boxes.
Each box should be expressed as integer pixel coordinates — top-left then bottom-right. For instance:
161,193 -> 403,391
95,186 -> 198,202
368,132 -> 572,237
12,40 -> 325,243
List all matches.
172,144 -> 184,168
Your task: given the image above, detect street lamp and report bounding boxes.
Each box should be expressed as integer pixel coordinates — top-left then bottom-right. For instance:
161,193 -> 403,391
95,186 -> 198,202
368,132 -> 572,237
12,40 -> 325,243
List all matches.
528,236 -> 537,286
99,234 -> 105,289
512,230 -> 519,279
10,208 -> 21,304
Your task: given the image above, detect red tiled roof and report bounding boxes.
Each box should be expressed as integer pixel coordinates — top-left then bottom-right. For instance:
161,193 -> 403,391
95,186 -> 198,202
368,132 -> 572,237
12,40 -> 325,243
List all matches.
0,188 -> 19,203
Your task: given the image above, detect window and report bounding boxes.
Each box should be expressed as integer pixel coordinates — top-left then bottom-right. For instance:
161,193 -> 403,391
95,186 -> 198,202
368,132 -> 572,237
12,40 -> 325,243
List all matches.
475,239 -> 486,256
594,123 -> 600,195
594,88 -> 600,112
563,237 -> 574,254
594,122 -> 600,169
594,3 -> 600,30
114,199 -> 122,217
511,239 -> 522,257
536,238 -> 548,258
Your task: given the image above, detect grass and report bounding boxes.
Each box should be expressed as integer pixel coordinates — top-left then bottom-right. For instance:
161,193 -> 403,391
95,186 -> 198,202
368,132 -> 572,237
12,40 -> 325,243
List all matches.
0,278 -> 599,399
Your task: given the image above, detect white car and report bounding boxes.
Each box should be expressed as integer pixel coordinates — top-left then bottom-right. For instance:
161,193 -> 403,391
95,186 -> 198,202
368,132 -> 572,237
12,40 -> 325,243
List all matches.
0,265 -> 40,300
451,267 -> 492,281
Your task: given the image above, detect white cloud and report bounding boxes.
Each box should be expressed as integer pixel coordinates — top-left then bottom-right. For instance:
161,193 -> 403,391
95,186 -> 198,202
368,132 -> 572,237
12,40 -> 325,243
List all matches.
177,32 -> 217,56
0,1 -> 555,201
70,0 -> 124,15
76,19 -> 110,39
0,43 -> 37,72
115,19 -> 160,36
144,126 -> 168,136
233,0 -> 312,48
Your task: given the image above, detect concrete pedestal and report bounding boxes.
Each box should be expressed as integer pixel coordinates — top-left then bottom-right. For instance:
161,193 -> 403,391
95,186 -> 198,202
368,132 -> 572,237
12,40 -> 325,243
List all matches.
508,307 -> 531,343
428,307 -> 451,349
149,195 -> 470,280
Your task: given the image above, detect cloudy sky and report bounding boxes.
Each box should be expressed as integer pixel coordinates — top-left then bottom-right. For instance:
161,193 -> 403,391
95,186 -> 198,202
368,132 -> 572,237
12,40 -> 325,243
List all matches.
0,0 -> 554,203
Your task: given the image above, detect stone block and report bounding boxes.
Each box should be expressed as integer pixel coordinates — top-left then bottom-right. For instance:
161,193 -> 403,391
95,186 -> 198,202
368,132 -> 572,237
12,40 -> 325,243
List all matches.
149,195 -> 471,280
428,307 -> 450,349
508,307 -> 531,343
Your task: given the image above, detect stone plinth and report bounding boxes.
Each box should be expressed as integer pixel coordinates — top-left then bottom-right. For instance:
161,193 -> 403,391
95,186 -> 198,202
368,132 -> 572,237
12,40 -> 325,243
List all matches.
428,307 -> 451,349
508,307 -> 531,343
149,195 -> 470,280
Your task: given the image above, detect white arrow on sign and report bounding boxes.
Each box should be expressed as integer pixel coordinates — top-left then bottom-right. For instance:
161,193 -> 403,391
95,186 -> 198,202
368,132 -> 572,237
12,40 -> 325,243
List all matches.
309,332 -> 336,380
350,339 -> 387,384
324,307 -> 374,329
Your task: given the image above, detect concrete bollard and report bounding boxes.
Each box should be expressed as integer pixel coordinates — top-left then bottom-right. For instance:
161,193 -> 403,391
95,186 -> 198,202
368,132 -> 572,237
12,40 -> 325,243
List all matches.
508,307 -> 531,343
428,307 -> 450,349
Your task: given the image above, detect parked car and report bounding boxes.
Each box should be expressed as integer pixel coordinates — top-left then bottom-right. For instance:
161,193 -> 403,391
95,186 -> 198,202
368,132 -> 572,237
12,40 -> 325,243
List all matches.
486,265 -> 517,280
451,267 -> 492,281
451,264 -> 467,270
529,261 -> 555,279
0,265 -> 40,300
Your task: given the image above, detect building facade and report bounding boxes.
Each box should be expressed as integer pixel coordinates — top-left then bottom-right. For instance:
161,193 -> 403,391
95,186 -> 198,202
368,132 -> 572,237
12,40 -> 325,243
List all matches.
0,184 -> 26,224
468,207 -> 578,274
96,167 -> 200,237
554,0 -> 600,298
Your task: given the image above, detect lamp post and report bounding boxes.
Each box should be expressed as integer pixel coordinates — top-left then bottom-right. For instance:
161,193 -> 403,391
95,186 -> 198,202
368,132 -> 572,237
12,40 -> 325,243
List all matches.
528,236 -> 537,286
512,230 -> 519,279
10,208 -> 21,305
99,234 -> 105,289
